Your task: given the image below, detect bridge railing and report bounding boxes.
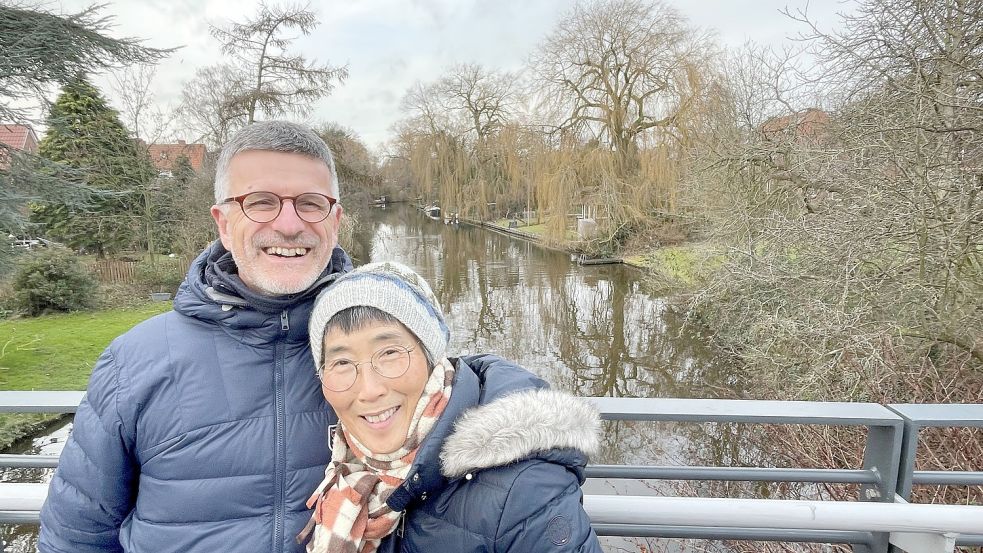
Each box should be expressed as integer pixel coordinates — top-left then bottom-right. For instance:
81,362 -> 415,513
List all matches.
0,392 -> 980,553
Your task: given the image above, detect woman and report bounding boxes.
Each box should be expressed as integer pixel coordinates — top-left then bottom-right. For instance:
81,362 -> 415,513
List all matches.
299,261 -> 603,552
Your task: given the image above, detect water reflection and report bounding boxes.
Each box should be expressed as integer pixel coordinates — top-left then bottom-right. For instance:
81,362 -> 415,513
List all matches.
353,205 -> 740,413
1,419 -> 71,552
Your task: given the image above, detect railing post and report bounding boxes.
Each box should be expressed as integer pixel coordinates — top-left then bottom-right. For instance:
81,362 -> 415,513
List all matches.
888,407 -> 933,553
891,413 -> 921,501
860,422 -> 903,553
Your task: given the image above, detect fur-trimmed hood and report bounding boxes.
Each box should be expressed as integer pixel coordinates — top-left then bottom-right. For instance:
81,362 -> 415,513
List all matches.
439,388 -> 601,478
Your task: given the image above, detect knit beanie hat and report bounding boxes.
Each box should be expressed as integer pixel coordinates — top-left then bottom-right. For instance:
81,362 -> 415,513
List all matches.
309,261 -> 449,370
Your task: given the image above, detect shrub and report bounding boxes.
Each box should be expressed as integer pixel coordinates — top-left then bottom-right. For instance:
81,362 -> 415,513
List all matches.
135,258 -> 186,293
12,247 -> 97,316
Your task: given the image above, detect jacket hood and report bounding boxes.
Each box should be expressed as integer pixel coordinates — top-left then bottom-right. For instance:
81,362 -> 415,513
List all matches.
178,241 -> 352,312
439,388 -> 600,478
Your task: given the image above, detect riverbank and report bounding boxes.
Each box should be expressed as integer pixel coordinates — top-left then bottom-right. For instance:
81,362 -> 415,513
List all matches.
464,217 -> 712,292
0,302 -> 172,449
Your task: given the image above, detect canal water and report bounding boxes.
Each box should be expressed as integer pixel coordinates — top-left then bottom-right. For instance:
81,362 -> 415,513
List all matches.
1,204 -> 746,552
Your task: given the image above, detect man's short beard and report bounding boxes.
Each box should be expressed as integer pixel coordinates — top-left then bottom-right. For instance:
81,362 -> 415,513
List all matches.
230,248 -> 326,297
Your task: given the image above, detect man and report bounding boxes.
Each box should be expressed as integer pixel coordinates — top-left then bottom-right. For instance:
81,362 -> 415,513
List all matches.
39,121 -> 352,553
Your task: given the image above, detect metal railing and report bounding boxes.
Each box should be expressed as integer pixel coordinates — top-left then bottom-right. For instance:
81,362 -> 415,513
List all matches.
0,392 -> 980,552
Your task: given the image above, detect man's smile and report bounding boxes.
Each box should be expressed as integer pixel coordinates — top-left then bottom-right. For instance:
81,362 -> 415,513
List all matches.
263,246 -> 310,257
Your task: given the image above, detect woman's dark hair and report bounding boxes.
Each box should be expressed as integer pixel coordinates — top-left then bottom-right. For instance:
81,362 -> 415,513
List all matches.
323,306 -> 434,368
324,305 -> 399,335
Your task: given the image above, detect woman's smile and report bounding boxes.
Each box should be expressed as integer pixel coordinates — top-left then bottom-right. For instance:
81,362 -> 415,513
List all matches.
362,406 -> 400,427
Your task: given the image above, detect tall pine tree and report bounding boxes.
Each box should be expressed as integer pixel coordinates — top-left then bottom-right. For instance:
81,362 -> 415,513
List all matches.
32,77 -> 156,257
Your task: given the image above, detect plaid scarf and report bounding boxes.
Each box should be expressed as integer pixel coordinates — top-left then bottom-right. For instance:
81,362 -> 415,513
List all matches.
298,358 -> 455,553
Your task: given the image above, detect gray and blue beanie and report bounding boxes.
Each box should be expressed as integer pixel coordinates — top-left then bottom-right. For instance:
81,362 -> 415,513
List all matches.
308,261 -> 449,370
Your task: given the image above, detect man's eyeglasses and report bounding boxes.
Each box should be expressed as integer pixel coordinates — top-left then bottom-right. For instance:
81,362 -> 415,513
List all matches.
222,191 -> 338,223
317,344 -> 417,392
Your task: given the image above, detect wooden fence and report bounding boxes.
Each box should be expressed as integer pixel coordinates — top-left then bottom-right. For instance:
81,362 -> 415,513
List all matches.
82,257 -> 193,285
85,260 -> 138,283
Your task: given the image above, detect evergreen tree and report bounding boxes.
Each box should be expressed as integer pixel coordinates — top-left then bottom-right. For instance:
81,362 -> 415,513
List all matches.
0,3 -> 170,123
172,154 -> 196,186
146,154 -> 195,254
0,3 -> 170,270
32,77 -> 156,257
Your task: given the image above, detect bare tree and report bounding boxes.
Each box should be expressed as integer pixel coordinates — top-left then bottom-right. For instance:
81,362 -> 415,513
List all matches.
531,0 -> 708,168
175,64 -> 249,148
110,65 -> 172,144
693,0 -> 983,398
316,122 -> 380,193
438,63 -> 516,144
209,2 -> 348,124
400,81 -> 453,137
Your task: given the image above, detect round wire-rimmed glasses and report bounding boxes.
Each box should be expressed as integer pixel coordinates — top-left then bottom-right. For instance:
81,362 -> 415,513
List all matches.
222,191 -> 338,223
317,344 -> 417,392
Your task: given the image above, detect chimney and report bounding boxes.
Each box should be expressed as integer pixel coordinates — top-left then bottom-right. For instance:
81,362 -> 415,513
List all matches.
177,139 -> 186,145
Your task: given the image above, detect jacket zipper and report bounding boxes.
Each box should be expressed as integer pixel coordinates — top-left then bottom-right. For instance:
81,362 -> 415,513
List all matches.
273,310 -> 289,553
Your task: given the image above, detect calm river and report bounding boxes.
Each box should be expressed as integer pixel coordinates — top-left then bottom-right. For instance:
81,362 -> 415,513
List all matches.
1,204 -> 746,552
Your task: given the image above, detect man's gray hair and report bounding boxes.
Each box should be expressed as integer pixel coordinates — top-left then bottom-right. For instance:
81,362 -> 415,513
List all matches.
214,121 -> 339,202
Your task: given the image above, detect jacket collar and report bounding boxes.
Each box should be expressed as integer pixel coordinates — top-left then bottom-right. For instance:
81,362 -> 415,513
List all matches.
173,241 -> 352,343
199,241 -> 352,314
385,357 -> 600,511
438,387 -> 600,478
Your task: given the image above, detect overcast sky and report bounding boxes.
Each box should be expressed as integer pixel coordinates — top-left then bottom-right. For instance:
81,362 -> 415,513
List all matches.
51,0 -> 855,151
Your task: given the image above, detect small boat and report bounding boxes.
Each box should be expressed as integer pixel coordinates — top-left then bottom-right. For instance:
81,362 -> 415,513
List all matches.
423,203 -> 441,220
372,195 -> 388,207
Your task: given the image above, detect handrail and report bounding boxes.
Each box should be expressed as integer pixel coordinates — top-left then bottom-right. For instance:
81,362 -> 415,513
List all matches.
587,396 -> 902,425
584,496 -> 983,533
0,391 -> 84,413
0,393 -> 980,552
584,465 -> 881,483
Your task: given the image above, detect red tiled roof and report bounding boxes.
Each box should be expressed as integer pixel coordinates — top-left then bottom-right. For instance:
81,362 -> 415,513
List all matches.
146,140 -> 208,173
0,124 -> 39,153
761,108 -> 830,140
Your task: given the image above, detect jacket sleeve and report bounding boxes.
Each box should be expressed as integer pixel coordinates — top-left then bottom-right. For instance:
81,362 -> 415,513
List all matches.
459,354 -> 549,398
494,461 -> 603,553
39,347 -> 138,553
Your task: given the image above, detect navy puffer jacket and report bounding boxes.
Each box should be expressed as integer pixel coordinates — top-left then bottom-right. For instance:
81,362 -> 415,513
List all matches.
367,355 -> 603,553
39,243 -> 352,553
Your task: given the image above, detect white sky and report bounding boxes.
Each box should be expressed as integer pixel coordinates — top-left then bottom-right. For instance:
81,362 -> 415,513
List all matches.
49,0 -> 855,152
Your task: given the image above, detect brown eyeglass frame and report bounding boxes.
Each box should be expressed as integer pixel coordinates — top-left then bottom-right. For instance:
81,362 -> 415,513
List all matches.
221,191 -> 338,223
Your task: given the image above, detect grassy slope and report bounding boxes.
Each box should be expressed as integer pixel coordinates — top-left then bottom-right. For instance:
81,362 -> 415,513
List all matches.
0,303 -> 172,448
623,243 -> 717,290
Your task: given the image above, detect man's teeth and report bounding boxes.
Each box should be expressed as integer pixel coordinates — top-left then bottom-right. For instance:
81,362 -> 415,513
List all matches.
265,247 -> 308,257
363,407 -> 398,424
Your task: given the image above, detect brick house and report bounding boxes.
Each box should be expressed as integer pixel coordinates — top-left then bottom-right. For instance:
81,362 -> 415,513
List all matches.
761,108 -> 830,143
0,124 -> 40,169
146,140 -> 207,177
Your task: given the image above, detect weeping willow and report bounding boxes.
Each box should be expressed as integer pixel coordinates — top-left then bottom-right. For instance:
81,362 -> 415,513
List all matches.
402,104 -> 697,254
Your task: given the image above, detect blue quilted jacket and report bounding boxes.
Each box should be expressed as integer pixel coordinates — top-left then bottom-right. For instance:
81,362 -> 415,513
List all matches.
39,243 -> 352,553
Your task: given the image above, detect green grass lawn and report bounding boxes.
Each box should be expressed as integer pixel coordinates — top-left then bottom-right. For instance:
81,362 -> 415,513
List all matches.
0,303 -> 172,449
0,303 -> 172,390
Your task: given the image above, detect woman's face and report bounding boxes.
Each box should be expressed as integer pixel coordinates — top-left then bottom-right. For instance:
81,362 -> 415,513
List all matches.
320,322 -> 429,455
